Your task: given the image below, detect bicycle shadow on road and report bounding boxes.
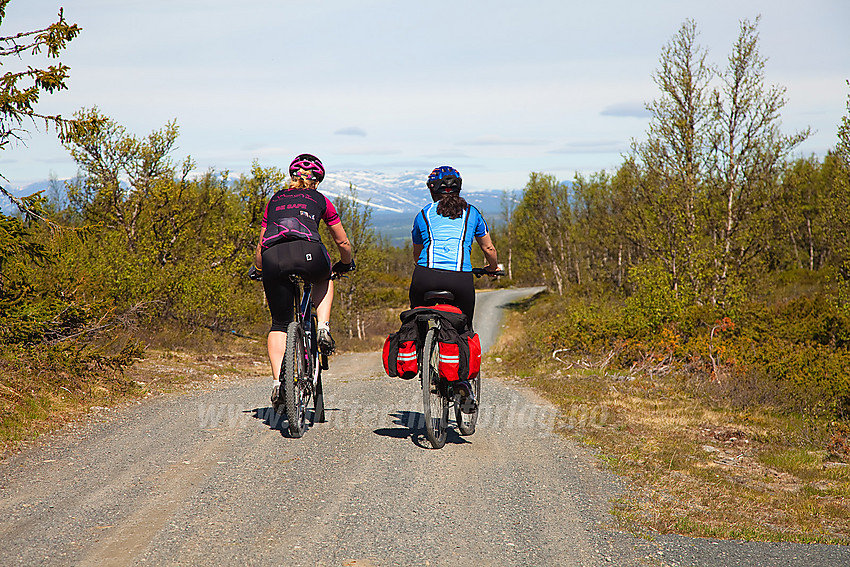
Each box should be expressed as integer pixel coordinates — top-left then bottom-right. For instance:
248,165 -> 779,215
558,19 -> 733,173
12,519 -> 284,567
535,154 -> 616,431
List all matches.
374,410 -> 470,449
248,406 -> 341,438
249,407 -> 288,434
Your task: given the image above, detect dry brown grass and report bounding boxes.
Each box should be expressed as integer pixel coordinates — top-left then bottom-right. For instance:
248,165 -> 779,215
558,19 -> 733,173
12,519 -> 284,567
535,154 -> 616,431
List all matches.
0,332 -> 268,458
490,309 -> 850,544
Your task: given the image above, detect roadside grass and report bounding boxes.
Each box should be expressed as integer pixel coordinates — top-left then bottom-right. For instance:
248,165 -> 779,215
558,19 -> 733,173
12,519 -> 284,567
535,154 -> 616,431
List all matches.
490,307 -> 850,545
0,330 -> 267,457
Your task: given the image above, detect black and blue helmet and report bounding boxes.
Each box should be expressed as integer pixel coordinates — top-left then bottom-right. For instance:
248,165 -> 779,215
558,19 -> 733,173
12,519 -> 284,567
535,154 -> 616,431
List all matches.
427,165 -> 462,194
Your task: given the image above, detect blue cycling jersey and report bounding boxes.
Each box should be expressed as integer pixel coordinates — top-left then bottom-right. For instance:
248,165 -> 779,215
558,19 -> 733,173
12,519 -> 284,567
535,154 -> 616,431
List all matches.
411,203 -> 489,271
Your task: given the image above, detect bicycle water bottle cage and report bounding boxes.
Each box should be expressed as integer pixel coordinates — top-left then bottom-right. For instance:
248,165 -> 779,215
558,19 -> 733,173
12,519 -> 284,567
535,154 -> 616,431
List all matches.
424,290 -> 455,304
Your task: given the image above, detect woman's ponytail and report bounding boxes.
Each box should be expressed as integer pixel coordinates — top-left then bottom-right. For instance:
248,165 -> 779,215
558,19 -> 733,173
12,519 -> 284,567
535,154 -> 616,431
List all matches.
436,193 -> 468,219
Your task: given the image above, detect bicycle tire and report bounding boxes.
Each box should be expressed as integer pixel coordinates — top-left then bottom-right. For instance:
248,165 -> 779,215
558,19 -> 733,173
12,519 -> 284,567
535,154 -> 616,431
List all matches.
309,313 -> 325,424
283,320 -> 309,438
422,327 -> 448,448
455,371 -> 481,436
313,374 -> 325,423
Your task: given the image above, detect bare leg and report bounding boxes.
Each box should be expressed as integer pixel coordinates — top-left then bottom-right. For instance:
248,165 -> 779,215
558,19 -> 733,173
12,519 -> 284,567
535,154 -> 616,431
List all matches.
313,278 -> 333,324
268,330 -> 287,381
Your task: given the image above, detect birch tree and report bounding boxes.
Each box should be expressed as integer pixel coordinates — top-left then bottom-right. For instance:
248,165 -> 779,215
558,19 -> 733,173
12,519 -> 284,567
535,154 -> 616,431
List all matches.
631,19 -> 714,300
708,18 -> 809,300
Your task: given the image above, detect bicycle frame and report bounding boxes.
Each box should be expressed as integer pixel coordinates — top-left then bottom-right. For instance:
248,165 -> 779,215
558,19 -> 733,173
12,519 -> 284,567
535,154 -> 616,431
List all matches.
296,276 -> 331,372
296,278 -> 317,376
279,275 -> 326,438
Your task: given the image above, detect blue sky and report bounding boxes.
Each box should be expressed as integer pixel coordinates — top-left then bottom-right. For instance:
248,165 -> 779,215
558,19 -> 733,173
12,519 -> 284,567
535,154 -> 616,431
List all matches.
2,0 -> 848,191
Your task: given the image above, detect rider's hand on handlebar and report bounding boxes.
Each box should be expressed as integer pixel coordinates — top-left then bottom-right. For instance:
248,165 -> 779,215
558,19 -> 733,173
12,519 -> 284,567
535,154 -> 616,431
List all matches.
248,265 -> 263,281
332,258 -> 356,274
483,263 -> 505,276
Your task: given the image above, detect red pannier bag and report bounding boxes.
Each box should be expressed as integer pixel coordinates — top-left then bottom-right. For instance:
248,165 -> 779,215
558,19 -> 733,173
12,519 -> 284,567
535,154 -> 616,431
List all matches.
467,331 -> 481,379
382,334 -> 418,379
437,341 -> 461,381
384,304 -> 481,382
437,328 -> 481,382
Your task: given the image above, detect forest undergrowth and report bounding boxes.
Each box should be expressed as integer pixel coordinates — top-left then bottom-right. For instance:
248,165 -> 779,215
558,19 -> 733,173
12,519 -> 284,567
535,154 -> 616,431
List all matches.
491,286 -> 850,544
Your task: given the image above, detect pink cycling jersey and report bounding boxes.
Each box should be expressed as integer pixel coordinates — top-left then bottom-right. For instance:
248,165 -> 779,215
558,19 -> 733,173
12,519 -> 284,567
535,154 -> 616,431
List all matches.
260,187 -> 340,251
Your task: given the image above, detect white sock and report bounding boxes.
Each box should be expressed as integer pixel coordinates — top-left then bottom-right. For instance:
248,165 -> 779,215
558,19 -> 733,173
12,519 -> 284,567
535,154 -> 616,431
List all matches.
318,321 -> 330,331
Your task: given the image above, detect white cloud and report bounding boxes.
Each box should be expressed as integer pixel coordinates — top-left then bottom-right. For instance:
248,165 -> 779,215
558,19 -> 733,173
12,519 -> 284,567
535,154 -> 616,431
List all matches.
601,102 -> 652,119
334,127 -> 367,137
458,136 -> 550,147
549,141 -> 631,155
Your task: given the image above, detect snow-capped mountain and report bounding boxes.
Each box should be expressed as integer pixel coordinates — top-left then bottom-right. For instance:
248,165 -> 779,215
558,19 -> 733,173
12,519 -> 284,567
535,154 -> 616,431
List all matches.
319,171 -> 428,214
320,170 -> 505,215
1,179 -> 61,214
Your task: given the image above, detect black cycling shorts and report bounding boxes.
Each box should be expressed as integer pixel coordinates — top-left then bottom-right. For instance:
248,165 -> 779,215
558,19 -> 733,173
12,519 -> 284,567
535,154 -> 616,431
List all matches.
409,265 -> 476,324
261,239 -> 331,331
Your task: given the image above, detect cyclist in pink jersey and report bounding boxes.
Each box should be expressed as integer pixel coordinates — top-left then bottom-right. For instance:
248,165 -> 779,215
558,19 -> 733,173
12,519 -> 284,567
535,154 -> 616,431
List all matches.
252,154 -> 354,394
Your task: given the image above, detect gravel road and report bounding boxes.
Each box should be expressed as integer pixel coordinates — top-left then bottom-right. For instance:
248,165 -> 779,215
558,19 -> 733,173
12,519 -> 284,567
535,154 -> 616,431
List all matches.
1,288 -> 847,566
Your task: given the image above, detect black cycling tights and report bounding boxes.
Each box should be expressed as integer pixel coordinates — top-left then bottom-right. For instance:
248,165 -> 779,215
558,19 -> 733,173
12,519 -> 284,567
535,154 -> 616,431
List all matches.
262,240 -> 331,331
409,265 -> 476,324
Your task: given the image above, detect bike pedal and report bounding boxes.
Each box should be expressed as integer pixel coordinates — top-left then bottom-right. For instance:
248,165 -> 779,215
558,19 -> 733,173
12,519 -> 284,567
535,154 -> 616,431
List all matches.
458,398 -> 478,414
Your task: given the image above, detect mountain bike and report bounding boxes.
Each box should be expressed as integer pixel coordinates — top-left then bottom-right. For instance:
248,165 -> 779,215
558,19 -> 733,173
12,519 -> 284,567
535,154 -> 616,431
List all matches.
250,265 -> 344,439
269,272 -> 348,438
420,267 -> 504,449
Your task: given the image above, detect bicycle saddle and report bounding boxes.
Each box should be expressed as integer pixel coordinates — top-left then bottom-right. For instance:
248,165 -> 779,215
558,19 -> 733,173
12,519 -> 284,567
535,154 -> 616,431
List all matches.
424,290 -> 455,304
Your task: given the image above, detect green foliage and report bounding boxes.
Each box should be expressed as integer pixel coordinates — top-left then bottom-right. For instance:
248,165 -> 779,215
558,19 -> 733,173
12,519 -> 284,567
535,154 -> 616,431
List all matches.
512,172 -> 577,293
512,270 -> 850,419
0,2 -> 83,182
56,109 -> 268,334
625,260 -> 693,331
489,18 -> 850,420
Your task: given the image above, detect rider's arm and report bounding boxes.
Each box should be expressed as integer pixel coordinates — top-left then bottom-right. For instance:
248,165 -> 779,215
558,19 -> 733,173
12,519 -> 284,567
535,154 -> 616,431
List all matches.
254,226 -> 266,270
413,243 -> 423,261
475,233 -> 499,271
328,222 -> 352,264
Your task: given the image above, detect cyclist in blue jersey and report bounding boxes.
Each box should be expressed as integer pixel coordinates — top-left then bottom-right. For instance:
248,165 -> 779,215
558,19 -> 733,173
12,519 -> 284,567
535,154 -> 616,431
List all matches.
410,166 -> 500,324
252,154 -> 354,397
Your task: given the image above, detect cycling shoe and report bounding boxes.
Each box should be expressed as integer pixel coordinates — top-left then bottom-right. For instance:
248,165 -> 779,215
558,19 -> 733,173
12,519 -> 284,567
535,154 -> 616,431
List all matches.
318,328 -> 335,355
455,380 -> 478,414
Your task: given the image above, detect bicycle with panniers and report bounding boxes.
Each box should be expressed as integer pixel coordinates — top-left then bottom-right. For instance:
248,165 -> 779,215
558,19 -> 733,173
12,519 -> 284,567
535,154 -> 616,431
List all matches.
383,267 -> 504,448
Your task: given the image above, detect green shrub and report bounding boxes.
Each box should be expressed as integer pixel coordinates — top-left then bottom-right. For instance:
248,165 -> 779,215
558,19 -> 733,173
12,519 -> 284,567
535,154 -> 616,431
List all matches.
505,276 -> 850,419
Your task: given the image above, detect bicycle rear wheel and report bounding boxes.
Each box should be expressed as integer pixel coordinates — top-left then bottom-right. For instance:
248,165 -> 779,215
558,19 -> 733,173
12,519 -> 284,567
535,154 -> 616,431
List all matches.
283,320 -> 310,438
422,327 -> 448,448
455,371 -> 481,435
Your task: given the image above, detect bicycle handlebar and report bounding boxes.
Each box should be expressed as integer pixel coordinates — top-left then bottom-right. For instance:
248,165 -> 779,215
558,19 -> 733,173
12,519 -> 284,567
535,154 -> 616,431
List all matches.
247,268 -> 351,282
472,265 -> 506,278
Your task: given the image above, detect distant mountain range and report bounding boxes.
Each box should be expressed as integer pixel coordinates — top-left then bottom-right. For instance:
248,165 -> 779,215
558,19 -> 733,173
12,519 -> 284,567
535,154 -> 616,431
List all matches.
2,171 -> 510,245
320,170 -> 507,215
2,170 -> 508,216
1,179 -> 60,214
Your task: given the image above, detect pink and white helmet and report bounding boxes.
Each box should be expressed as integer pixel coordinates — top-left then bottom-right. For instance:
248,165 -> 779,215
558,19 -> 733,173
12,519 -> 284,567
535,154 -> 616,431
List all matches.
289,153 -> 325,182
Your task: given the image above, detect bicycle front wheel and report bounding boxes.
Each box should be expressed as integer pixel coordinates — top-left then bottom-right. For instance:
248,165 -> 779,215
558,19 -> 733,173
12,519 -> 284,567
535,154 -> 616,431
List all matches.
422,327 -> 448,448
283,321 -> 310,438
